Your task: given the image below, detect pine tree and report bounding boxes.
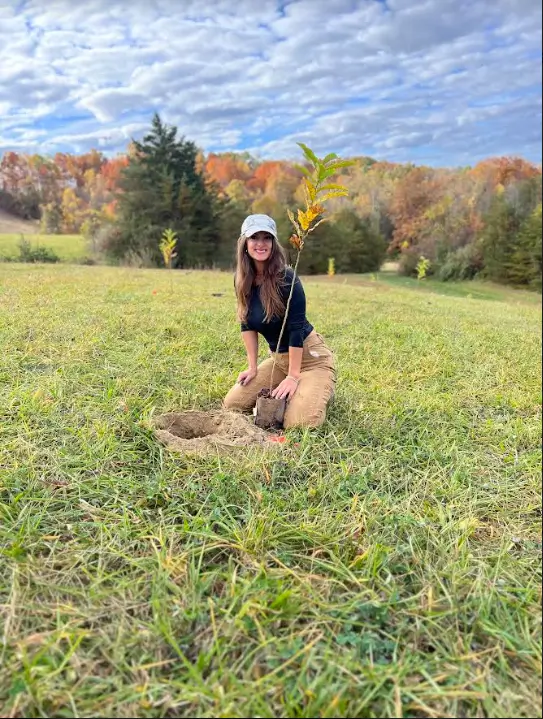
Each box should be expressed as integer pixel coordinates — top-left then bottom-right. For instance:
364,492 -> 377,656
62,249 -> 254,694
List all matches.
332,209 -> 387,273
507,204 -> 542,288
111,114 -> 220,267
479,194 -> 521,283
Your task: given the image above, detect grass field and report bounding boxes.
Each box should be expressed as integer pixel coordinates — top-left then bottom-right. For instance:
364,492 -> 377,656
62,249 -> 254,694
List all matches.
0,263 -> 541,718
0,234 -> 88,262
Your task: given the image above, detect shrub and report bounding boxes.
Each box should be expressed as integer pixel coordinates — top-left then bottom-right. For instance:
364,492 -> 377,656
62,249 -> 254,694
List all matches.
437,244 -> 483,281
17,238 -> 59,263
398,245 -> 435,277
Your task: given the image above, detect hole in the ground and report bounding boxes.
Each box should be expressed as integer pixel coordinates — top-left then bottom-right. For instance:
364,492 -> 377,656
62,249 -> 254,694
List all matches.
159,412 -> 221,440
153,410 -> 279,456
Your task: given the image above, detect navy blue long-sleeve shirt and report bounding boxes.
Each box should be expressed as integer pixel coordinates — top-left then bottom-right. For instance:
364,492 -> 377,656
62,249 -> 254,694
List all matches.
240,268 -> 314,353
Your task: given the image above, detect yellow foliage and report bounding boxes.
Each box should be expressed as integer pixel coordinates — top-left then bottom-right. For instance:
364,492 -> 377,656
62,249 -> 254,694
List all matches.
159,228 -> 177,268
304,178 -> 316,202
287,144 -> 351,243
318,190 -> 348,203
287,208 -> 301,235
305,205 -> 322,225
297,209 -> 311,231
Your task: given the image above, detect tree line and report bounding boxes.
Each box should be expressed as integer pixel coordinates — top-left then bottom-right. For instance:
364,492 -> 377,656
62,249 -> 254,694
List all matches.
1,114 -> 541,287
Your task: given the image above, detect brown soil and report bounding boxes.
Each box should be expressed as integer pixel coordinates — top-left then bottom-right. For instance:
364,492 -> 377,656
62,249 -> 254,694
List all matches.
154,410 -> 275,455
254,391 -> 287,429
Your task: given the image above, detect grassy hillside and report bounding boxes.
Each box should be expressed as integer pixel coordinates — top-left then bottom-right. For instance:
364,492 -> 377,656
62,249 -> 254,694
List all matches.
0,233 -> 88,262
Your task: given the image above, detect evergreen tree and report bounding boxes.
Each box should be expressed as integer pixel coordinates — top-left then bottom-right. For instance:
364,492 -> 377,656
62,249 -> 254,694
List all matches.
332,209 -> 387,273
294,221 -> 338,275
479,194 -> 521,283
507,204 -> 542,288
110,114 -> 220,267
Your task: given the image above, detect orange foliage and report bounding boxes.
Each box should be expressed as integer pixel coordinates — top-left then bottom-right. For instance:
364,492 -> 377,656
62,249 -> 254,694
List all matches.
246,161 -> 285,192
469,156 -> 540,187
0,146 -> 540,245
204,153 -> 251,188
101,156 -> 129,191
389,167 -> 445,250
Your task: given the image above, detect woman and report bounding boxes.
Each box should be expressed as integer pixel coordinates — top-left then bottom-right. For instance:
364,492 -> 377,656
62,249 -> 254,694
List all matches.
223,213 -> 336,429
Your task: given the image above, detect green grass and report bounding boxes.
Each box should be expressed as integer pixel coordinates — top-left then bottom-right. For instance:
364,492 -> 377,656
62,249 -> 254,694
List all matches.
0,263 -> 541,718
313,271 -> 543,304
0,234 -> 88,262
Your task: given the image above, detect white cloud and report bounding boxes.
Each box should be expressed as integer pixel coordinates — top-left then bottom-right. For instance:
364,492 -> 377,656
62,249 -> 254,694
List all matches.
0,0 -> 540,165
78,88 -> 149,123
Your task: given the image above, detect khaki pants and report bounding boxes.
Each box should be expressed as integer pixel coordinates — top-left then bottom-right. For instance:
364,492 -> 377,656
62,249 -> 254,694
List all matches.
224,331 -> 336,429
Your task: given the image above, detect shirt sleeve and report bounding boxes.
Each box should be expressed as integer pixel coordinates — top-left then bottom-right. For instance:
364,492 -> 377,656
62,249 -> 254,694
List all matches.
284,269 -> 307,348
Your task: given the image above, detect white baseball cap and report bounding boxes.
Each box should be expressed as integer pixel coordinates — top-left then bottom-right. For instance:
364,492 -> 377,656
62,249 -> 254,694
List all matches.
241,214 -> 278,240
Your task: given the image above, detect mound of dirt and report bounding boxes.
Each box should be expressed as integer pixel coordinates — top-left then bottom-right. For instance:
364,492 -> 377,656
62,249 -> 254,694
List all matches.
154,410 -> 275,455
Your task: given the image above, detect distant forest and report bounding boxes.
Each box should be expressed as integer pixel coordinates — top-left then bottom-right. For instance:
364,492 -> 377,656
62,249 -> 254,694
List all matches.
1,114 -> 541,286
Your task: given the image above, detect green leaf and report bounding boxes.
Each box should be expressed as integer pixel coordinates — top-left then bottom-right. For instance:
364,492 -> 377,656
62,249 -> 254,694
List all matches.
271,590 -> 292,609
294,163 -> 312,178
297,142 -> 320,168
325,159 -> 356,171
318,167 -> 338,181
9,678 -> 26,698
323,153 -> 339,165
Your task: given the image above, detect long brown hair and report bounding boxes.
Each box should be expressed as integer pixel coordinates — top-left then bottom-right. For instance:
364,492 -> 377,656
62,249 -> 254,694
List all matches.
235,234 -> 288,322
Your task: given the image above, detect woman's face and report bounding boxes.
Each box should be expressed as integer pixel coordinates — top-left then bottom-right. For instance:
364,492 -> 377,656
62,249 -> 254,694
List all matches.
246,231 -> 274,264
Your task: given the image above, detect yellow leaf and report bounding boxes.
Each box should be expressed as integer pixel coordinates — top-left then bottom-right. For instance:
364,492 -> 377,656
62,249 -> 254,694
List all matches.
304,207 -> 317,224
287,208 -> 301,235
295,204 -> 324,233
304,178 -> 316,202
319,190 -> 348,203
308,204 -> 325,220
298,209 -> 310,231
318,183 -> 348,193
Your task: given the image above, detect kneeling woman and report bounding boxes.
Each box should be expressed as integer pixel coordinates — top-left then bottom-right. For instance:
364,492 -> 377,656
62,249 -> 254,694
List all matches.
223,214 -> 336,429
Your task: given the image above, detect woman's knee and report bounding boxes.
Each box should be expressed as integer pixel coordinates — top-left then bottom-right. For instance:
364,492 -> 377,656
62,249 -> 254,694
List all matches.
283,405 -> 326,429
283,376 -> 334,429
223,386 -> 254,412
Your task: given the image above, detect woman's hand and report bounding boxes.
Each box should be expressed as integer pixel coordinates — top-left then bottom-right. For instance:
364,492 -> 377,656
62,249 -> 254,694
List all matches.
271,376 -> 299,401
237,368 -> 257,386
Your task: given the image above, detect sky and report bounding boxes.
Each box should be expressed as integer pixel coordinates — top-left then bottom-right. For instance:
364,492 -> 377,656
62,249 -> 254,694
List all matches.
0,0 -> 541,166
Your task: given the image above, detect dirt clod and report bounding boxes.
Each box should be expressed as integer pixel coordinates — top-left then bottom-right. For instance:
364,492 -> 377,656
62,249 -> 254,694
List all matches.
254,393 -> 287,430
154,410 -> 274,455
